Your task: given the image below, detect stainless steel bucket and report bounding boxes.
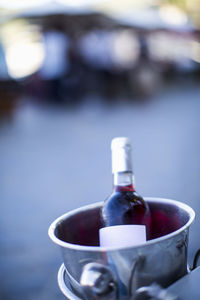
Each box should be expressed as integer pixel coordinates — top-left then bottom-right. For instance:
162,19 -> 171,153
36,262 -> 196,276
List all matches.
48,198 -> 195,300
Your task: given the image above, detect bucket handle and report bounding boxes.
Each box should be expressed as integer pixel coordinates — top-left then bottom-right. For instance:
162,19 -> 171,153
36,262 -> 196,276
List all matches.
58,263 -> 82,300
58,262 -> 118,300
192,248 -> 200,270
80,262 -> 118,299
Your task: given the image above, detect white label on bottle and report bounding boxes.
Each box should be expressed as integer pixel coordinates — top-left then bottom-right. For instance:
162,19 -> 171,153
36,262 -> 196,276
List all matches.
99,225 -> 146,248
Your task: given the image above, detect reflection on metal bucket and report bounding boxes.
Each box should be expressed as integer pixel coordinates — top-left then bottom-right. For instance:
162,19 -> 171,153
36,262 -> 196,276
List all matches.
49,198 -> 195,299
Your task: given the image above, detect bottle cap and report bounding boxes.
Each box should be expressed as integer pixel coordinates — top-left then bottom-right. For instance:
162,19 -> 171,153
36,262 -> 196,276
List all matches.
111,137 -> 132,173
111,137 -> 131,150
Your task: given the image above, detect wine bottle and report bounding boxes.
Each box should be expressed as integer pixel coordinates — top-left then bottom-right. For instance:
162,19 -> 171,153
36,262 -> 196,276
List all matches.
100,137 -> 152,247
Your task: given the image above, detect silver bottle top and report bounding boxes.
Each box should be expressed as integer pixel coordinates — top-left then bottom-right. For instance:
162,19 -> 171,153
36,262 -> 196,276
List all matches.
111,137 -> 133,173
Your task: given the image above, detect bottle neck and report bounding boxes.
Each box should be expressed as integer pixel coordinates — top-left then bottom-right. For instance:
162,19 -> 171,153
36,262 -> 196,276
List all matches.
113,172 -> 135,192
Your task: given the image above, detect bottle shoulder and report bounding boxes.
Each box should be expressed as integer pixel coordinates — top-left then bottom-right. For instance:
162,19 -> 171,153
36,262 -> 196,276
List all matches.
103,191 -> 146,208
101,190 -> 150,227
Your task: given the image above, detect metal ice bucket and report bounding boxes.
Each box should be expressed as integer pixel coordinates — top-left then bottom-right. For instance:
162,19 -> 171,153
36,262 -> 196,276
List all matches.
48,198 -> 195,300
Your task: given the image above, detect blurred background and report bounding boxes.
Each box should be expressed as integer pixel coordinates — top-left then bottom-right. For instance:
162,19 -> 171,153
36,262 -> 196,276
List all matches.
0,0 -> 200,299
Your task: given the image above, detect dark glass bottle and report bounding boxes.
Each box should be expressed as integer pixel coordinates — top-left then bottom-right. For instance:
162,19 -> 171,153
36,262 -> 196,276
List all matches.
101,137 -> 152,245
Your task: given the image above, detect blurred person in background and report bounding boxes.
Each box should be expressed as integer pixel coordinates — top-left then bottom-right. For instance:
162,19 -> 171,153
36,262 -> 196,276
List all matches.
0,37 -> 9,80
128,33 -> 161,99
39,23 -> 70,103
0,36 -> 20,116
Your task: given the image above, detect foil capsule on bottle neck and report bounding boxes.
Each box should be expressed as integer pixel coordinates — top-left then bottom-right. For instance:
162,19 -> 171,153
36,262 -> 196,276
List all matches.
111,137 -> 133,174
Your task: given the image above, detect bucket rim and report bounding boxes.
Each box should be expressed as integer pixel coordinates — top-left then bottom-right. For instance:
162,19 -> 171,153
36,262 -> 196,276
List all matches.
48,197 -> 195,252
